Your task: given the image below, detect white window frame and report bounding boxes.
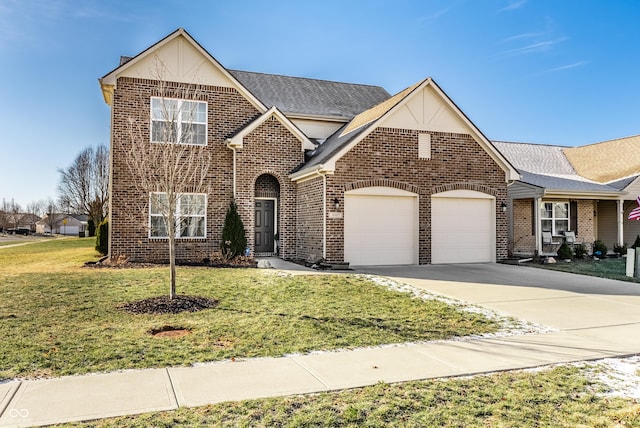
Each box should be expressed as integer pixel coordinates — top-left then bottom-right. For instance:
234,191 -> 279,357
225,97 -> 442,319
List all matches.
541,201 -> 569,236
149,192 -> 207,239
150,97 -> 207,146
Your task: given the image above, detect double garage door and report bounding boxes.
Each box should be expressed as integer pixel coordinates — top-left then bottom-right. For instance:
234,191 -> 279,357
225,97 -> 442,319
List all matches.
344,188 -> 495,265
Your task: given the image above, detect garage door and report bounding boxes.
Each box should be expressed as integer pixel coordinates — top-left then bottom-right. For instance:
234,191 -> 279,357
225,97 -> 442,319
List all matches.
344,187 -> 418,266
431,190 -> 495,264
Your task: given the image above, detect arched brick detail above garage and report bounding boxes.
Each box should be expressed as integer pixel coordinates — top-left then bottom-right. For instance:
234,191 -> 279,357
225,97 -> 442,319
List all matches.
431,182 -> 499,197
343,179 -> 420,195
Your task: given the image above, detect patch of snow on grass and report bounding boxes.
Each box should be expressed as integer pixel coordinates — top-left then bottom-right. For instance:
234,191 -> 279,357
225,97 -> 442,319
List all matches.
586,355 -> 640,399
360,274 -> 554,338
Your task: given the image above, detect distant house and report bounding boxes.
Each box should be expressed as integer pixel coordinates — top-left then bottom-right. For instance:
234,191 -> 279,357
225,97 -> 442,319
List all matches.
0,213 -> 40,233
36,214 -> 88,236
497,135 -> 640,256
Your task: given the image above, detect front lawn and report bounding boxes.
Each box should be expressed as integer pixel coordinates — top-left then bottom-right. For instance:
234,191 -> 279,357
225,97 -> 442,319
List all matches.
59,365 -> 640,427
530,257 -> 640,283
0,239 -> 498,380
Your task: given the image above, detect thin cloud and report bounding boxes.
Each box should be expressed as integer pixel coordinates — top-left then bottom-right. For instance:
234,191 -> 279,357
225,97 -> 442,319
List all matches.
498,37 -> 567,57
502,32 -> 546,43
499,0 -> 527,12
547,61 -> 589,73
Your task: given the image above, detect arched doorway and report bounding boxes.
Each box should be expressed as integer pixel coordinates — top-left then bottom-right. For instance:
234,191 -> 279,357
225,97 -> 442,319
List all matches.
254,174 -> 280,254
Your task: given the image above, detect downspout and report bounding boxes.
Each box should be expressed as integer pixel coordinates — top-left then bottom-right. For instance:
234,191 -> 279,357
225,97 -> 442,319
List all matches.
322,174 -> 327,260
306,166 -> 328,260
617,199 -> 624,246
534,197 -> 542,255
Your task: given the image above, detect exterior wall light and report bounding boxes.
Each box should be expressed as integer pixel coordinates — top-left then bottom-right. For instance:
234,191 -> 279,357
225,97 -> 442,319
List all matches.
333,198 -> 340,210
501,202 -> 507,212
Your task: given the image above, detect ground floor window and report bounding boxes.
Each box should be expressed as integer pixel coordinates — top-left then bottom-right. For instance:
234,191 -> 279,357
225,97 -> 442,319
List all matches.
149,192 -> 206,238
541,201 -> 569,235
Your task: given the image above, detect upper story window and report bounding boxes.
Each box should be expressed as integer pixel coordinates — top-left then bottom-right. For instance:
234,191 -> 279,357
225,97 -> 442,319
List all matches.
151,97 -> 207,145
149,192 -> 207,238
541,202 -> 569,235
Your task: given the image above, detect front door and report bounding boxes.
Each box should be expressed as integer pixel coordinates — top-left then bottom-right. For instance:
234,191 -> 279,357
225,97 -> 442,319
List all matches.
255,199 -> 275,253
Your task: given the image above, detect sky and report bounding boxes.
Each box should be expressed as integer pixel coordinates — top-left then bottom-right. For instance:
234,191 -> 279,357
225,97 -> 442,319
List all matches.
1,0 -> 639,209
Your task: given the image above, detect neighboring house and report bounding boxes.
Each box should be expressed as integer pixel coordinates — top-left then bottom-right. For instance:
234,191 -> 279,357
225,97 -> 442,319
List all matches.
496,135 -> 640,256
0,213 -> 40,233
99,28 -> 518,266
36,214 -> 88,236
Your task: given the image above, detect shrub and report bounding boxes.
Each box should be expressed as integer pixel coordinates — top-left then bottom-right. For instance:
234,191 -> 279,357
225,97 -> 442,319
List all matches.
632,235 -> 640,250
95,219 -> 108,255
556,242 -> 573,260
573,243 -> 587,259
221,199 -> 247,260
88,219 -> 96,237
613,243 -> 627,257
592,240 -> 607,257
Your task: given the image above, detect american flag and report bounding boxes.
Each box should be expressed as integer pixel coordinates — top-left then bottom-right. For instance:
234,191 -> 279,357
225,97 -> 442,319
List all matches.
629,196 -> 640,221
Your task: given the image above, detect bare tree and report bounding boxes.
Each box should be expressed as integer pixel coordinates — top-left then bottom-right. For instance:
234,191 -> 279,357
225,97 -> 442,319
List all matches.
44,199 -> 59,234
57,145 -> 109,230
121,63 -> 212,299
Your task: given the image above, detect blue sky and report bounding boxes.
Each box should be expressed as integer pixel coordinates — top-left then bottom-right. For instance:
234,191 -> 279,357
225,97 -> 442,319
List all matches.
1,0 -> 639,208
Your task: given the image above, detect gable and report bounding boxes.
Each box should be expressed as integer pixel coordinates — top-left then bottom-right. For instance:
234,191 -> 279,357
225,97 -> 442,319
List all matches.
623,176 -> 640,199
381,85 -> 468,134
100,29 -> 265,111
119,34 -> 233,88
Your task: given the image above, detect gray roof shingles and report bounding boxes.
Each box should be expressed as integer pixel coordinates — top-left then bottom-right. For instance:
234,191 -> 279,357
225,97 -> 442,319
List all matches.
229,70 -> 391,120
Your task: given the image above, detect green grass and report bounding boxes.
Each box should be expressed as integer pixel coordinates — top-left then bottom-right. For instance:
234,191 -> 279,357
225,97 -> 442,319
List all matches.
0,239 -> 498,380
531,257 -> 640,283
59,365 -> 640,427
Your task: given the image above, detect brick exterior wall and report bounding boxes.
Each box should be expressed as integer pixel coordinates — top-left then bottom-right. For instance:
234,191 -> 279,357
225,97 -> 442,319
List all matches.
234,116 -> 304,260
110,78 -> 303,262
110,78 -> 510,265
512,199 -> 536,254
325,128 -> 508,264
577,199 -> 596,246
295,176 -> 325,262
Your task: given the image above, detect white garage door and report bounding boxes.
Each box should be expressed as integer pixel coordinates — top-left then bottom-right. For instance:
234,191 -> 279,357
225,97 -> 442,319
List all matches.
344,187 -> 418,266
431,190 -> 495,264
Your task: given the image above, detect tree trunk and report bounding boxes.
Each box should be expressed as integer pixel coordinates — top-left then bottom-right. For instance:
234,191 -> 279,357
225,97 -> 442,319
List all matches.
168,214 -> 177,299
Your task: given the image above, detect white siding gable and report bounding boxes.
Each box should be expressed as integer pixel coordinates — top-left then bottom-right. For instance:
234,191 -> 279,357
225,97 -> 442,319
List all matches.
118,34 -> 235,88
381,85 -> 469,134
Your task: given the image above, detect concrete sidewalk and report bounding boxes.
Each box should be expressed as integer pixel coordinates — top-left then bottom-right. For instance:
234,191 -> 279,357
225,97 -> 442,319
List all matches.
1,263 -> 639,427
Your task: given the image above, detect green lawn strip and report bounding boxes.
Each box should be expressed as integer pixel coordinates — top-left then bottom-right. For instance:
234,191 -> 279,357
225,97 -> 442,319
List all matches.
0,239 -> 497,380
529,257 -> 640,284
58,366 -> 640,427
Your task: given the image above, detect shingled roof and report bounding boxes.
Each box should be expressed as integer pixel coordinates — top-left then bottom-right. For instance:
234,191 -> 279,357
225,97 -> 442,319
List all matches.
563,134 -> 640,183
229,70 -> 390,120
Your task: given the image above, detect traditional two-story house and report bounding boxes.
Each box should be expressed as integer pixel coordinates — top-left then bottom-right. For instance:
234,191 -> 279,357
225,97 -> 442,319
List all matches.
99,28 -> 519,266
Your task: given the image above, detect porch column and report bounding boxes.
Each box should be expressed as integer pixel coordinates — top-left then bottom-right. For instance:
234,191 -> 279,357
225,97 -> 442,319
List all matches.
617,199 -> 624,246
534,197 -> 542,254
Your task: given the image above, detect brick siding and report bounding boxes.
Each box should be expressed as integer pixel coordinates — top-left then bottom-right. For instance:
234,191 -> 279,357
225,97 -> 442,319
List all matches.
326,128 -> 508,264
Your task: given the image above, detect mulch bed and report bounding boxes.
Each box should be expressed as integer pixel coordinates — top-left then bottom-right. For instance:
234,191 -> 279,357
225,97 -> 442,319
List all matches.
118,295 -> 219,314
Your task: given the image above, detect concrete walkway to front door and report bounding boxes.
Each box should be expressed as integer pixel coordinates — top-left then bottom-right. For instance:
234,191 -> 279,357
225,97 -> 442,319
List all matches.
1,262 -> 639,427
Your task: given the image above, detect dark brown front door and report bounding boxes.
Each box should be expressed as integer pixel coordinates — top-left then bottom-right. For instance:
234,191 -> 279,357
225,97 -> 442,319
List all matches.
255,199 -> 275,252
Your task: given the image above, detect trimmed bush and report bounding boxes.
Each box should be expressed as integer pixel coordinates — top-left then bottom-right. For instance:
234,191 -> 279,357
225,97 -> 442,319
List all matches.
221,199 -> 247,259
592,240 -> 607,257
613,243 -> 627,257
573,243 -> 587,259
556,242 -> 573,260
95,219 -> 108,255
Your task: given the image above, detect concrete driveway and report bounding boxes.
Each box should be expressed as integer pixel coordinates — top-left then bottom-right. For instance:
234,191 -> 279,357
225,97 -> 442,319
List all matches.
355,263 -> 640,335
